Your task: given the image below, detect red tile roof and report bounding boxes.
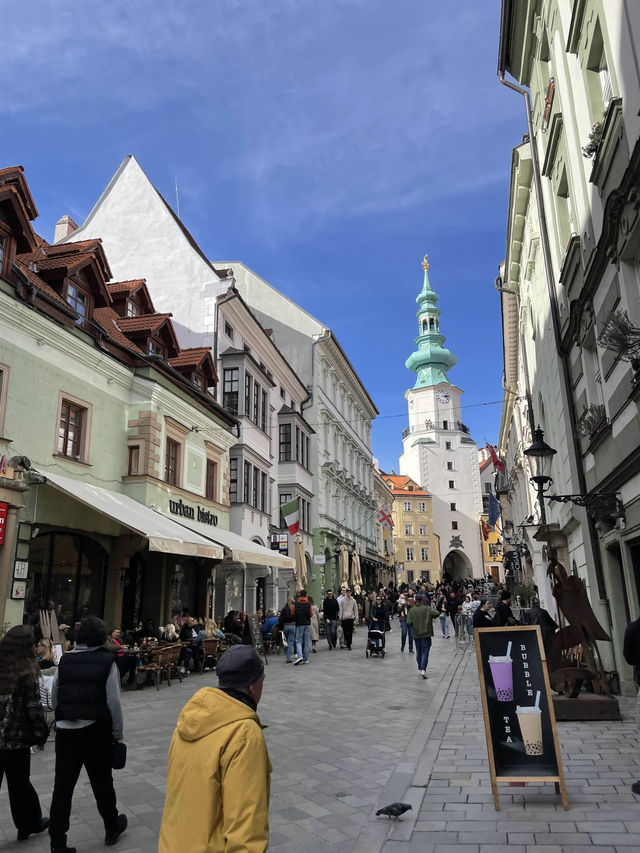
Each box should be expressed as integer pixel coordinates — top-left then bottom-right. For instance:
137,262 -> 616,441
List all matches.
92,307 -> 146,355
382,473 -> 431,497
117,313 -> 172,333
168,347 -> 212,368
107,279 -> 146,295
13,259 -> 70,309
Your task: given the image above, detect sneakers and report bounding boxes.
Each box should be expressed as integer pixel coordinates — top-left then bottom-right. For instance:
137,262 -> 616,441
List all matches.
105,814 -> 128,847
409,649 -> 414,654
302,659 -> 309,664
421,671 -> 428,680
286,659 -> 292,663
294,658 -> 302,666
17,817 -> 49,841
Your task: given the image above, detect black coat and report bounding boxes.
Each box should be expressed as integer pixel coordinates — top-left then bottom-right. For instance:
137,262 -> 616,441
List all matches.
472,608 -> 494,629
322,597 -> 340,620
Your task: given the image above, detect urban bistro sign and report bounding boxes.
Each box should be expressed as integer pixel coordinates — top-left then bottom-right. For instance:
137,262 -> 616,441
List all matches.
168,498 -> 218,526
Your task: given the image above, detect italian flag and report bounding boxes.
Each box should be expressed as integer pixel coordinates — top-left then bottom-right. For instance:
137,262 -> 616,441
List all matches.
281,497 -> 300,535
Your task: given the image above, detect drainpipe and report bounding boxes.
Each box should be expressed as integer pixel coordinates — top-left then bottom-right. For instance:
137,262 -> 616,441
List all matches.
498,58 -> 607,601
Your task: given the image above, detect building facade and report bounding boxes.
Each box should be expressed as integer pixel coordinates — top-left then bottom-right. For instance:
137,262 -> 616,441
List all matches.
373,465 -> 395,590
497,0 -> 640,691
382,474 -> 439,586
399,257 -> 484,579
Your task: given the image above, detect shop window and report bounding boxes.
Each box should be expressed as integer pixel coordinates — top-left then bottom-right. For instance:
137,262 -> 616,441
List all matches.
56,394 -> 91,462
206,459 -> 217,501
165,438 -> 180,485
128,445 -> 140,476
23,532 -> 107,628
0,362 -> 9,437
223,368 -> 239,414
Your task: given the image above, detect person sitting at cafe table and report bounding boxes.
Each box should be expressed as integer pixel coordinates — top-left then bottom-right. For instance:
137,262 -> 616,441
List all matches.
106,627 -> 137,688
179,616 -> 202,672
261,611 -> 278,641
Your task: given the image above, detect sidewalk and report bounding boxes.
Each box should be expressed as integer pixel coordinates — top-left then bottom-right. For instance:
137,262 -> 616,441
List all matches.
1,626 -> 638,852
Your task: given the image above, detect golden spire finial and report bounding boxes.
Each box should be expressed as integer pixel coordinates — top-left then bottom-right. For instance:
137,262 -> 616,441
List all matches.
422,254 -> 429,271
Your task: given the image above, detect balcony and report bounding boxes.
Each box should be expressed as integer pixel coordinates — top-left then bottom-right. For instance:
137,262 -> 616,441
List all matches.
402,420 -> 470,439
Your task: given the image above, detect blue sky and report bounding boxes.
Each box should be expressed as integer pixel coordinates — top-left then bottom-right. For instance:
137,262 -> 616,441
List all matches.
3,0 -> 524,471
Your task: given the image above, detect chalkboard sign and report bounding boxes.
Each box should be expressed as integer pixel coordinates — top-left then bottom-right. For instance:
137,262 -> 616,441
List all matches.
475,626 -> 568,810
247,612 -> 268,666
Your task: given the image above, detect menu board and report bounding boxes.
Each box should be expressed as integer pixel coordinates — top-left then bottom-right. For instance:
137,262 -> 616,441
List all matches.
475,626 -> 568,810
247,612 -> 268,665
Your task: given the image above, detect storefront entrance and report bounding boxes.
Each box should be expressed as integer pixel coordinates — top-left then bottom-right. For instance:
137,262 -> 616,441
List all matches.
24,531 -> 108,627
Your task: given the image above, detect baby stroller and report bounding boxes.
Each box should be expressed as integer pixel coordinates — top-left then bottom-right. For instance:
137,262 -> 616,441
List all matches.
365,627 -> 386,658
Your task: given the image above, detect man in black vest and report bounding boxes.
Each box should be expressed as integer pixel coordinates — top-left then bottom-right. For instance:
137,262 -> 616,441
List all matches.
49,617 -> 127,853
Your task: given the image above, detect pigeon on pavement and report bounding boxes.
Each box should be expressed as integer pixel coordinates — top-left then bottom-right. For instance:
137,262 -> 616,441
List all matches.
375,802 -> 412,820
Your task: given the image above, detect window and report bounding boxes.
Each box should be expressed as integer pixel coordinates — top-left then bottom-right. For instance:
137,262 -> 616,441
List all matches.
260,471 -> 267,512
57,399 -> 86,460
206,459 -> 217,501
223,368 -> 239,414
252,465 -> 259,508
224,321 -> 234,341
404,501 -> 411,511
450,502 -> 456,511
445,441 -> 452,450
244,461 -> 251,504
279,493 -> 292,528
452,521 -> 458,530
443,420 -> 448,430
300,497 -> 311,532
482,495 -> 490,513
404,524 -> 413,535
243,343 -> 251,354
192,373 -> 204,390
244,373 -> 253,417
419,525 -> 426,536
0,363 -> 9,437
406,548 -> 414,561
126,300 -> 140,318
421,548 -> 429,562
261,389 -> 267,432
418,501 -> 426,512
484,482 -> 492,493
229,458 -> 238,503
127,446 -> 140,476
280,386 -> 285,400
165,438 -> 180,485
407,570 -> 414,583
279,423 -> 292,461
66,283 -> 88,326
148,339 -> 164,358
253,381 -> 260,424
449,480 -> 455,489
447,461 -> 454,471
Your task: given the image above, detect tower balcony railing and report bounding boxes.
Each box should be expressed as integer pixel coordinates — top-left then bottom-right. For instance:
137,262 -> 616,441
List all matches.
402,420 -> 470,439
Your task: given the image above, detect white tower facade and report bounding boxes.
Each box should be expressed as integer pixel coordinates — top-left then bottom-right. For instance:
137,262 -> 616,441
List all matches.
399,257 -> 483,579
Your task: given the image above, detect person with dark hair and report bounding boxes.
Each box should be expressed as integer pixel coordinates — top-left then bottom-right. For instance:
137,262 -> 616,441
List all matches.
159,645 -> 270,853
472,599 -> 494,629
523,598 -> 558,649
494,591 -> 520,627
322,590 -> 340,650
0,625 -> 50,842
294,590 -> 312,664
49,616 -> 127,853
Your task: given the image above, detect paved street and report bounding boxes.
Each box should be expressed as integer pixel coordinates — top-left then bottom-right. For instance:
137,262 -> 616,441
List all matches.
2,627 -> 640,853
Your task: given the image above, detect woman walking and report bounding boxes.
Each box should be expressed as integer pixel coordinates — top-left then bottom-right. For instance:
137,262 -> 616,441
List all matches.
339,589 -> 358,650
437,593 -> 450,639
309,596 -> 320,653
0,625 -> 50,842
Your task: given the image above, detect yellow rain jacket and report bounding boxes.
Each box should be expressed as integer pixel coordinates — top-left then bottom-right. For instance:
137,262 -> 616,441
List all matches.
159,686 -> 271,853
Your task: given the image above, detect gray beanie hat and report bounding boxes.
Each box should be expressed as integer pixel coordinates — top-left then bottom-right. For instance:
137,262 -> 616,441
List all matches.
216,645 -> 264,688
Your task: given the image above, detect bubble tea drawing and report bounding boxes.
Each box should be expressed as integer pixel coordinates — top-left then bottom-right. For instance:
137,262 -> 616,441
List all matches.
489,640 -> 513,702
517,691 -> 543,756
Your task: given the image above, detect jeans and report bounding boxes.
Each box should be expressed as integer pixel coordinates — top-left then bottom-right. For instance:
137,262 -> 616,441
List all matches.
341,619 -> 355,649
439,613 -> 450,636
400,620 -> 414,651
414,636 -> 432,672
283,624 -> 296,660
295,625 -> 310,661
0,747 -> 44,834
49,722 -> 119,848
325,620 -> 338,648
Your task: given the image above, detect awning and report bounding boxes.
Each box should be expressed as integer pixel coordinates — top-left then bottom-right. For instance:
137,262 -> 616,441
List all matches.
40,469 -> 224,560
157,511 -> 295,570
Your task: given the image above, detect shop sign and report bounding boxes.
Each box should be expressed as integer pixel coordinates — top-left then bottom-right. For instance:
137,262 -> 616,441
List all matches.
0,501 -> 7,546
168,498 -> 218,526
14,560 -> 29,579
313,554 -> 325,565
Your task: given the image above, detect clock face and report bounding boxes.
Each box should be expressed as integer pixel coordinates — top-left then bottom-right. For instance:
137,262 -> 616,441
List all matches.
437,390 -> 450,404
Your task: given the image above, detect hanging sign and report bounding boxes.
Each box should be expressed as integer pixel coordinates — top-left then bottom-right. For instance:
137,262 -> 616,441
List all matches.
0,501 -> 8,546
246,612 -> 268,666
474,626 -> 568,811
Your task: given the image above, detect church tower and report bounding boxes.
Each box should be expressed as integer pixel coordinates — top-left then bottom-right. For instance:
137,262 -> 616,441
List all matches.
399,256 -> 483,580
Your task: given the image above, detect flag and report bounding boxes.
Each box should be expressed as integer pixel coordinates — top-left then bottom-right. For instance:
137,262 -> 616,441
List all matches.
281,498 -> 300,535
481,519 -> 492,541
375,506 -> 394,529
488,492 -> 502,528
486,443 -> 505,472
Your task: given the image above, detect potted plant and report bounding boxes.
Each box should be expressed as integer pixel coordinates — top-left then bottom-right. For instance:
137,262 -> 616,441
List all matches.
597,310 -> 640,377
582,115 -> 605,159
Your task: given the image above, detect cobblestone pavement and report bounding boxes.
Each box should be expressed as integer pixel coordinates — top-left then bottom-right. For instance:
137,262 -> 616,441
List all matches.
2,626 -> 639,853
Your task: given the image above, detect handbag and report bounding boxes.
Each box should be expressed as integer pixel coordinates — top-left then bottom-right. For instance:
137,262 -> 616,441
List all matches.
112,740 -> 127,770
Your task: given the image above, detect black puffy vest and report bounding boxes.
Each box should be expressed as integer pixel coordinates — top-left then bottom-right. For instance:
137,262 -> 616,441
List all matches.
294,598 -> 312,626
55,648 -> 115,723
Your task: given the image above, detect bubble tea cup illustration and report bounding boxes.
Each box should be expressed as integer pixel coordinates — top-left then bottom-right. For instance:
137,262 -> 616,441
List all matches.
517,691 -> 543,756
489,640 -> 513,702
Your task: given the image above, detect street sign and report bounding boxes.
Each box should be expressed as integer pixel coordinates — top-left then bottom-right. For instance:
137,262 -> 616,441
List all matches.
313,554 -> 325,565
475,626 -> 568,811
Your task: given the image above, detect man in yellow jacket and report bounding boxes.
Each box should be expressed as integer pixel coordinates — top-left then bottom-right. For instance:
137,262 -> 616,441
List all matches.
159,645 -> 271,853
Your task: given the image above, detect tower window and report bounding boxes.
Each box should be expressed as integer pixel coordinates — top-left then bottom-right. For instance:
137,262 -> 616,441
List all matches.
445,441 -> 452,450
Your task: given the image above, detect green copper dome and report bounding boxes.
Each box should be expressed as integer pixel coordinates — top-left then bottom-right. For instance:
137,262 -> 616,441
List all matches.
405,256 -> 457,389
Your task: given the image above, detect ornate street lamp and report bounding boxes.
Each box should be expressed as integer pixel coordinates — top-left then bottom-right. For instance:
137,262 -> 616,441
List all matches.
524,426 -> 556,525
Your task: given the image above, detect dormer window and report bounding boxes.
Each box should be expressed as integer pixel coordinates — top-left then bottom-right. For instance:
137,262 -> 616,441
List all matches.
148,339 -> 164,358
127,299 -> 141,318
66,282 -> 88,326
192,373 -> 204,390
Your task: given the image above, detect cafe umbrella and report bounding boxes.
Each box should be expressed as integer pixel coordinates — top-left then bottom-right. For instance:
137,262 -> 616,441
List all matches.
293,534 -> 307,587
351,549 -> 363,595
338,544 -> 350,588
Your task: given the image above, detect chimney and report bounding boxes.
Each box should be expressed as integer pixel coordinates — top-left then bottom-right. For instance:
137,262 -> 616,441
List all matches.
54,214 -> 79,244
